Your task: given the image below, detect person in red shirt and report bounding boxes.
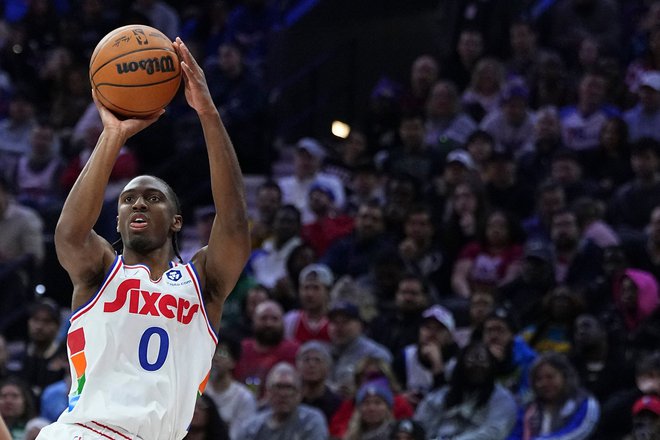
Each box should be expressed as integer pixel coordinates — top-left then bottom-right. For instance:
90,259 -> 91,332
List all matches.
301,183 -> 354,257
233,300 -> 299,397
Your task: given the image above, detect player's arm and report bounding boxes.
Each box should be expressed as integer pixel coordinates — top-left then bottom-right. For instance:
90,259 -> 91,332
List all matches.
173,38 -> 250,326
55,93 -> 164,299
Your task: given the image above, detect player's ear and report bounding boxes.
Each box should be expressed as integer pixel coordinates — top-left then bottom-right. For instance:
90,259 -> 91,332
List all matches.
116,216 -> 119,232
172,214 -> 183,233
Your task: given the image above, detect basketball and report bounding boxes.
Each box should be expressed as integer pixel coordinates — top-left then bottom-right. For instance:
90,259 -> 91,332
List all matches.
89,25 -> 181,118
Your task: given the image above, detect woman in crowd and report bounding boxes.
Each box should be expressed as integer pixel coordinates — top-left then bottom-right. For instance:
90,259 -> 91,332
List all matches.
520,352 -> 600,440
344,379 -> 395,440
0,378 -> 37,440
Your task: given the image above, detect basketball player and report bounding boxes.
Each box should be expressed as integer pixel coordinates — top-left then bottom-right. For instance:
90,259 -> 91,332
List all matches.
36,37 -> 250,440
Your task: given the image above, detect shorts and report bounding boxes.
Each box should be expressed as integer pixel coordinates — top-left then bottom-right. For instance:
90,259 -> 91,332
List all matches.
36,421 -> 142,440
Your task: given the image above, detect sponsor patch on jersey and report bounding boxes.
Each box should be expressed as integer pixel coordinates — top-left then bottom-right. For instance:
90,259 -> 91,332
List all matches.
166,270 -> 182,282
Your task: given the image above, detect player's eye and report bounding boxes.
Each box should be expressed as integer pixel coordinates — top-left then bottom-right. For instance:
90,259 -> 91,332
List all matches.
124,196 -> 134,203
148,195 -> 161,202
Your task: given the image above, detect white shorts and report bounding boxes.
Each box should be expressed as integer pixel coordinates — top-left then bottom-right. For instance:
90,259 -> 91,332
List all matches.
36,422 -> 142,440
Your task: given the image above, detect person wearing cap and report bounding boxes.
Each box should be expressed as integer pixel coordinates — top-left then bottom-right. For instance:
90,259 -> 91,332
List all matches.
389,419 -> 425,440
624,70 -> 660,143
283,264 -> 335,344
414,341 -> 517,440
392,304 -> 460,404
594,350 -> 660,440
276,137 -> 345,225
344,379 -> 395,440
295,341 -> 342,423
480,77 -> 535,154
496,239 -> 556,328
235,362 -> 329,440
481,307 -> 537,404
629,395 -> 660,440
327,300 -> 393,393
301,182 -> 355,257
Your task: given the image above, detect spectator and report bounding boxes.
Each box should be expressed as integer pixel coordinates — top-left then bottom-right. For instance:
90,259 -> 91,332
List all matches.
549,149 -> 598,205
204,335 -> 257,440
505,19 -> 552,82
13,298 -> 65,398
517,106 -> 564,188
235,362 -> 328,440
295,341 -> 342,424
233,300 -> 299,396
323,130 -> 371,188
330,355 -> 413,439
573,197 -> 619,249
327,301 -> 392,394
204,41 -> 270,174
454,290 -> 496,347
397,205 -> 451,297
624,205 -> 660,282
528,52 -> 573,110
464,129 -> 496,174
378,111 -> 442,186
483,151 -> 535,221
0,377 -> 36,440
560,71 -> 618,152
451,209 -> 524,298
608,138 -> 660,234
496,240 -> 556,328
322,201 -> 396,279
247,204 -> 303,290
301,183 -> 354,257
624,71 -> 660,142
0,91 -> 38,175
584,116 -> 634,199
400,55 -> 440,115
569,313 -> 634,403
594,350 -> 660,439
423,80 -> 478,151
461,57 -> 506,123
482,307 -> 537,404
611,268 -> 659,335
277,138 -> 346,225
11,120 -> 64,223
626,24 -> 660,93
480,77 -> 535,154
249,180 -> 282,250
549,208 -> 603,288
392,305 -> 460,402
414,341 -> 518,440
443,28 -> 484,92
521,352 -> 600,439
522,286 -> 584,355
368,273 -> 432,356
0,175 -> 44,316
344,379 -> 395,440
283,263 -> 334,344
345,161 -> 385,216
184,394 -> 230,440
38,344 -> 68,422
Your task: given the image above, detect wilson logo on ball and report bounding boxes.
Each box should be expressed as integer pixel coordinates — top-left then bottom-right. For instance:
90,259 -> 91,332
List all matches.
116,56 -> 177,75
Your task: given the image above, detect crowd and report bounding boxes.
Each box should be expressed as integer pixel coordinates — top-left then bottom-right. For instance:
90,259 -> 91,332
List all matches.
2,0 -> 660,439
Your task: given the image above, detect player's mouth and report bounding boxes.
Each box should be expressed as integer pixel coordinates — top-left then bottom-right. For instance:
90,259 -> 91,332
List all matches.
129,214 -> 149,230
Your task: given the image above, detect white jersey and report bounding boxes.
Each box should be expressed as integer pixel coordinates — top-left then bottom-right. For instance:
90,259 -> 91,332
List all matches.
57,255 -> 218,440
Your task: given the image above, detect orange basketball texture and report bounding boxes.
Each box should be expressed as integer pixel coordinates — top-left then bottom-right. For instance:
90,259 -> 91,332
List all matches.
90,25 -> 181,118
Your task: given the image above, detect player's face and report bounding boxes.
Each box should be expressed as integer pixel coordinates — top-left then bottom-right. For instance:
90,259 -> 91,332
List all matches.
117,176 -> 181,253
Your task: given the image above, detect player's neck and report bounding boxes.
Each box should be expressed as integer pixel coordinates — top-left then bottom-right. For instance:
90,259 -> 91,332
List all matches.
122,247 -> 177,279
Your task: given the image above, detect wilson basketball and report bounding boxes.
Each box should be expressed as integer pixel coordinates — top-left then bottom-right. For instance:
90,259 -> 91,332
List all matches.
89,25 -> 181,118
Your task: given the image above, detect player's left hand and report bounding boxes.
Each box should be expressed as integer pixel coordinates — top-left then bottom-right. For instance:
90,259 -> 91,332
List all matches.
173,37 -> 217,116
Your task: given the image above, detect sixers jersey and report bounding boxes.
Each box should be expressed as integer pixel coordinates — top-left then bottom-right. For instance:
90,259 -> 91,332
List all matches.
57,255 -> 218,440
